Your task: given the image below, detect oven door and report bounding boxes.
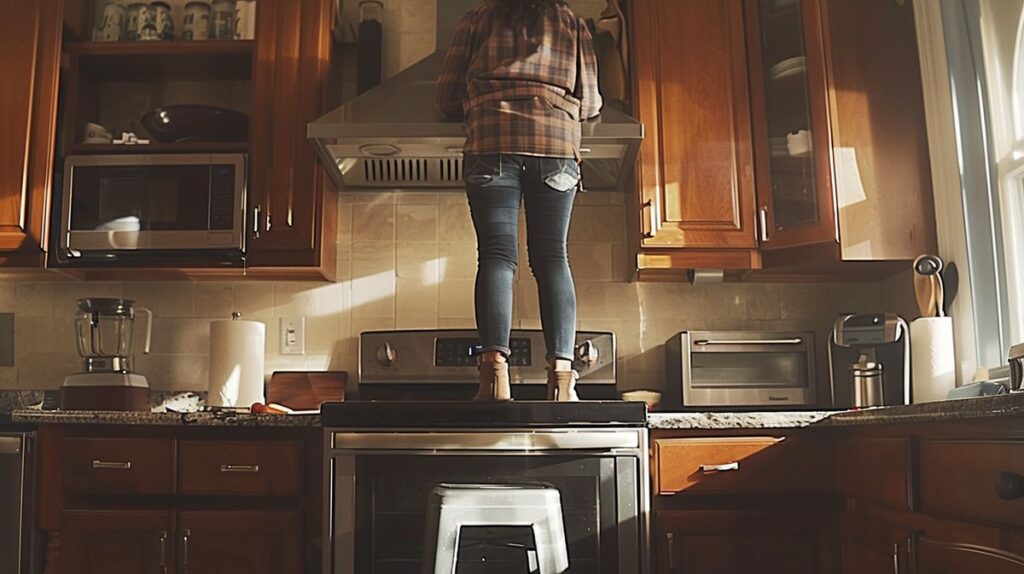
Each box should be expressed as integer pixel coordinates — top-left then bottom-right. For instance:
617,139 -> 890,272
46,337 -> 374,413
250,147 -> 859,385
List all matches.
61,154 -> 245,254
327,430 -> 648,574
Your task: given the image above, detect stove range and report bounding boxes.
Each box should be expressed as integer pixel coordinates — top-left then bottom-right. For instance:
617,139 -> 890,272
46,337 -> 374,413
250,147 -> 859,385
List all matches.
355,329 -> 617,401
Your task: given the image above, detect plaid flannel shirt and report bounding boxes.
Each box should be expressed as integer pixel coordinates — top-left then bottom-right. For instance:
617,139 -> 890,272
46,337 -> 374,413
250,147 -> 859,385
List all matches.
436,2 -> 603,159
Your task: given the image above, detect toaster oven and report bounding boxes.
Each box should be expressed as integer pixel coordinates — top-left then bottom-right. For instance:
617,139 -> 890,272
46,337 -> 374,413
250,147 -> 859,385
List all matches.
665,331 -> 818,409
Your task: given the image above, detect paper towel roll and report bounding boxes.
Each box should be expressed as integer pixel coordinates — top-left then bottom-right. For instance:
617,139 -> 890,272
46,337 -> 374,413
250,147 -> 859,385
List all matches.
208,315 -> 266,408
910,317 -> 955,403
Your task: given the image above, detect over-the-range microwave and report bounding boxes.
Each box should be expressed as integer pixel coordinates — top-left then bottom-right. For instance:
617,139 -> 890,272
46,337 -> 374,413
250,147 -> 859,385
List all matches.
57,154 -> 246,263
665,331 -> 820,410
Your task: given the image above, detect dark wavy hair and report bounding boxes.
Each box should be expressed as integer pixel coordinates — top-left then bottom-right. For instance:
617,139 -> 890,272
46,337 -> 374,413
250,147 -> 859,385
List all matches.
492,0 -> 567,29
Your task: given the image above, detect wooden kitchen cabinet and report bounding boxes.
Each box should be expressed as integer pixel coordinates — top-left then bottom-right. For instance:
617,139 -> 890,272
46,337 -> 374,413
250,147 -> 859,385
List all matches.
630,0 -> 762,277
629,0 -> 937,279
35,425 -> 321,574
177,511 -> 302,574
246,0 -> 337,278
746,0 -> 936,277
838,512 -> 913,574
49,0 -> 336,279
916,535 -> 1024,574
656,510 -> 832,574
60,510 -> 175,574
0,0 -> 62,268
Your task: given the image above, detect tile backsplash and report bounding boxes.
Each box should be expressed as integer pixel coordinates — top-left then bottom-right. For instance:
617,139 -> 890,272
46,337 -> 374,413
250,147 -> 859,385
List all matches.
0,191 -> 904,394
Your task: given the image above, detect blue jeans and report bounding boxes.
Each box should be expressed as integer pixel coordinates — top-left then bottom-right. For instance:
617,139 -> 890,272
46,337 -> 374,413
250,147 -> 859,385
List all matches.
464,153 -> 579,361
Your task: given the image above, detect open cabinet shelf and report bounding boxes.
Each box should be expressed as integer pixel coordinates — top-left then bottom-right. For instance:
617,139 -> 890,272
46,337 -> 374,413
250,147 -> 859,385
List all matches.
67,40 -> 254,81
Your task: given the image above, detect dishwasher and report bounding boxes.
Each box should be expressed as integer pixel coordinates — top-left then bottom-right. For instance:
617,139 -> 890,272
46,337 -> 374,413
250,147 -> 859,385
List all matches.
1,432 -> 37,574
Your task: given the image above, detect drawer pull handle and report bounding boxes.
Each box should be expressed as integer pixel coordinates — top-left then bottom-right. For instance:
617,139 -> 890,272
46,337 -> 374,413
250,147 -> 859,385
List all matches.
220,464 -> 260,473
92,460 -> 131,470
700,462 -> 740,473
996,471 -> 1024,500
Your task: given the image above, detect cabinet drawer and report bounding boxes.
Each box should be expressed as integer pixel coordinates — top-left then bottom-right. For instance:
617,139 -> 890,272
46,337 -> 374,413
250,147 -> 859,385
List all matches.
64,438 -> 175,496
836,438 -> 911,510
652,436 -> 832,495
178,440 -> 303,496
920,440 -> 1024,527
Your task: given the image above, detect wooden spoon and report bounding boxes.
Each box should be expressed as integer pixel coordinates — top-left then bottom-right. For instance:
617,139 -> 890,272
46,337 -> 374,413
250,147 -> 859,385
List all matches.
914,263 -> 933,318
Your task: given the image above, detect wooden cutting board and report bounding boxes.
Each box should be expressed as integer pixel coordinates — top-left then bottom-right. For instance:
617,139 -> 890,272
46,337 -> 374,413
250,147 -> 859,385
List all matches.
266,371 -> 346,411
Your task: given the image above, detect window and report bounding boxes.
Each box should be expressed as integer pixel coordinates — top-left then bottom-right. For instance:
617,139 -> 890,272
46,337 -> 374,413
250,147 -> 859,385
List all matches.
980,0 -> 1024,347
941,0 -> 1023,368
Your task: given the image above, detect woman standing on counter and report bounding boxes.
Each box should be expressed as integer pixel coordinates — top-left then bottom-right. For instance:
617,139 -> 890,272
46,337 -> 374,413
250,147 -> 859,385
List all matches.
436,0 -> 602,402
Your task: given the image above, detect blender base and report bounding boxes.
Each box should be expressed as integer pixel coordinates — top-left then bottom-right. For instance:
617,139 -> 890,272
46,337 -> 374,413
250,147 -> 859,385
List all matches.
60,373 -> 151,411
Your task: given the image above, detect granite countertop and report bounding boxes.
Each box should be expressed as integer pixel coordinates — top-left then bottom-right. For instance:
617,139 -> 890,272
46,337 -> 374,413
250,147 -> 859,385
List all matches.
5,390 -> 1022,430
11,408 -> 321,427
648,392 -> 1024,429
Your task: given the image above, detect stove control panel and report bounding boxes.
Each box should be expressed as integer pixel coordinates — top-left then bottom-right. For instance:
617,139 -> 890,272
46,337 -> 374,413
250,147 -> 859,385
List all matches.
359,329 -> 616,386
434,337 -> 532,367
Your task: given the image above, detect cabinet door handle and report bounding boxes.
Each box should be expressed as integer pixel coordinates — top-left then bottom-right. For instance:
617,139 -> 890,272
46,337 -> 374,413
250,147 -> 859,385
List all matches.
996,471 -> 1024,500
92,460 -> 131,470
181,529 -> 191,573
220,464 -> 260,473
759,207 -> 770,242
700,462 -> 740,473
666,532 -> 674,572
159,531 -> 168,574
892,542 -> 900,574
252,205 -> 261,238
642,199 -> 660,239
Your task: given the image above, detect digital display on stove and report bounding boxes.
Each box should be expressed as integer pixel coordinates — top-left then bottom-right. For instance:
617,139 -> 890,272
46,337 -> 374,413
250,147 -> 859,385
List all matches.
435,337 -> 531,367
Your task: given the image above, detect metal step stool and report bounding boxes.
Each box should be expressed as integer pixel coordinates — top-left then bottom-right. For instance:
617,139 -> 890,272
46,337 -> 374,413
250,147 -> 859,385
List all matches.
422,483 -> 570,574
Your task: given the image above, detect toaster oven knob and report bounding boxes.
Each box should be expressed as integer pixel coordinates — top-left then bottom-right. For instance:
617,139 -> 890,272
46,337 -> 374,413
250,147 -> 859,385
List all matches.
576,340 -> 599,366
376,342 -> 397,367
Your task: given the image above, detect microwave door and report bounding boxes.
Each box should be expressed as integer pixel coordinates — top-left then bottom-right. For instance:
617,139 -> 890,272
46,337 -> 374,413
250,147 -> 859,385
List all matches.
61,154 -> 245,254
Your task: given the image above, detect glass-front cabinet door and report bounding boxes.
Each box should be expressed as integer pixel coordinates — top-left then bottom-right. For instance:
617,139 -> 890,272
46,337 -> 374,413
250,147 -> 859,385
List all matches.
747,0 -> 837,250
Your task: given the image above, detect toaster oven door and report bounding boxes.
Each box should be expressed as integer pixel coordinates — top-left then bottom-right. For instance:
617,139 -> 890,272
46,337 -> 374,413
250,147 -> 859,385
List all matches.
680,331 -> 817,408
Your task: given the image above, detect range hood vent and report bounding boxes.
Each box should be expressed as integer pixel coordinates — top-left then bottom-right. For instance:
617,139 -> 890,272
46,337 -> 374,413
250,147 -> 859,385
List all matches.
350,157 -> 463,187
308,1 -> 643,193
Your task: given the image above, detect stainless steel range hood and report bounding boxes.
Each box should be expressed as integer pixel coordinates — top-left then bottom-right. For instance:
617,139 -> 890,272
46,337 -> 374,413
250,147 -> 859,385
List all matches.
308,0 -> 643,193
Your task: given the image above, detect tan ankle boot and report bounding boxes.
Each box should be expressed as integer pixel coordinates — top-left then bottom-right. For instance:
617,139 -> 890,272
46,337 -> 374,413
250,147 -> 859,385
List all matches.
474,360 -> 511,401
547,368 -> 580,402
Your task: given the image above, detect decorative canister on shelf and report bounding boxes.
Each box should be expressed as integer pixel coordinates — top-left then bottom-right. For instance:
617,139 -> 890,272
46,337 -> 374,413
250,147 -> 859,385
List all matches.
183,1 -> 212,40
234,0 -> 256,40
126,3 -> 146,40
96,2 -> 127,42
212,0 -> 237,39
137,3 -> 159,40
150,1 -> 174,40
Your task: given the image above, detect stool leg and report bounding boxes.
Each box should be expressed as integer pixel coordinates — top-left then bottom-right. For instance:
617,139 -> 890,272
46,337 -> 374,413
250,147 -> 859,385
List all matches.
532,515 -> 570,573
433,513 -> 461,574
527,547 -> 540,574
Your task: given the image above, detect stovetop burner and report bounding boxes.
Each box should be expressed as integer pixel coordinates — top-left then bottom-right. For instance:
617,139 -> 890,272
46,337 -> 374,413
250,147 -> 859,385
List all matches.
321,400 -> 647,428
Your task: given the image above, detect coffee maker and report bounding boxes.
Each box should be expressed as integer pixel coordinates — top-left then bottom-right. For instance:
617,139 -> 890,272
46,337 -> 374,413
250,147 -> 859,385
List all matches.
61,298 -> 152,411
829,313 -> 910,408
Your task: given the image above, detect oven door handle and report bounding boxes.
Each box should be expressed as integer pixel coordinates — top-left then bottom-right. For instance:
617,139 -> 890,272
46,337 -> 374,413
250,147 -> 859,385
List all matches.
330,431 -> 640,451
694,338 -> 804,346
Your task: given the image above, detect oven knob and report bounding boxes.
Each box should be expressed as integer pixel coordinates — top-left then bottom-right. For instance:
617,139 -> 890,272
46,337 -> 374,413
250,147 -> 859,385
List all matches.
376,342 -> 397,367
576,340 -> 599,366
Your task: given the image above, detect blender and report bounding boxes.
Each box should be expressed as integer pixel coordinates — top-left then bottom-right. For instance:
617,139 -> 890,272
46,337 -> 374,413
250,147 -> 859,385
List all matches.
61,298 -> 153,411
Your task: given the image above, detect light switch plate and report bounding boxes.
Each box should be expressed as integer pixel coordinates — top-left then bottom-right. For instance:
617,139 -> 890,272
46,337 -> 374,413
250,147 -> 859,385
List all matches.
280,317 -> 306,355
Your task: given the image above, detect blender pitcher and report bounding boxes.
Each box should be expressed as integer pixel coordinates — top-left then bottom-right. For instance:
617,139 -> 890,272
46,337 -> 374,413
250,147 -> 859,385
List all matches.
74,298 -> 152,373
